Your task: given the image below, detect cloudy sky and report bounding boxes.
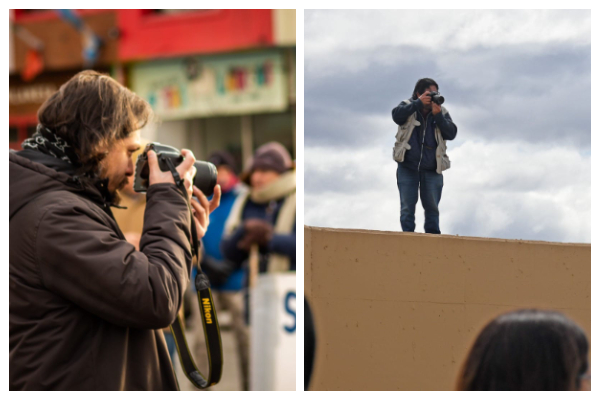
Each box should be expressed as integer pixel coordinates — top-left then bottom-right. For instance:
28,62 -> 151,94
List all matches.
304,9 -> 591,243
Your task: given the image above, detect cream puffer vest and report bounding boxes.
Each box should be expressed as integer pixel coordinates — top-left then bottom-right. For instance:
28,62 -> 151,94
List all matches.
392,99 -> 451,174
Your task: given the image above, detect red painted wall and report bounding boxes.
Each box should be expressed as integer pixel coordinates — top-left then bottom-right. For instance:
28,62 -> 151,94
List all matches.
117,9 -> 274,61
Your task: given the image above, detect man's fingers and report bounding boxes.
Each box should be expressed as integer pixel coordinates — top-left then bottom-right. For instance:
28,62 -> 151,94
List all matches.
177,149 -> 196,175
191,197 -> 207,223
147,150 -> 159,171
191,199 -> 207,228
209,185 -> 221,213
193,186 -> 211,211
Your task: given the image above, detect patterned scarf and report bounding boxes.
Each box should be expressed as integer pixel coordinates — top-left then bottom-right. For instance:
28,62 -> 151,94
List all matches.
22,125 -> 81,167
20,125 -> 119,208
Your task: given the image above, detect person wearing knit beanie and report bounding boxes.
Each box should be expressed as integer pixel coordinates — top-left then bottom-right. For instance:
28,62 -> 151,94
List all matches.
208,150 -> 238,175
241,142 -> 294,186
219,142 -> 296,389
208,150 -> 240,194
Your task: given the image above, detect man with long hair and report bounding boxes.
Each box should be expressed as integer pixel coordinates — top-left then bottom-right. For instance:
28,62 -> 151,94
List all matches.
9,70 -> 220,390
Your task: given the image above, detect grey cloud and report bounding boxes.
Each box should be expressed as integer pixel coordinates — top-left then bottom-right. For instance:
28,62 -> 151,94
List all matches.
306,43 -> 590,149
304,10 -> 591,244
305,149 -> 393,197
304,106 -> 392,150
441,189 -> 590,243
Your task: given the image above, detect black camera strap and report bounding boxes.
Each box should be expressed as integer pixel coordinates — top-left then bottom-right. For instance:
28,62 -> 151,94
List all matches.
170,272 -> 223,389
164,156 -> 223,389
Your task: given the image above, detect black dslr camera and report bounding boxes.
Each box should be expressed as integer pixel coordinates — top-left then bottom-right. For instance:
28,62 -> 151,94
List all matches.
134,143 -> 218,196
427,91 -> 445,105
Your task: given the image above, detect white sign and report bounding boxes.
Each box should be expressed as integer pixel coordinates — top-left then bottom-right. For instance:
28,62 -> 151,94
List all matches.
250,272 -> 296,391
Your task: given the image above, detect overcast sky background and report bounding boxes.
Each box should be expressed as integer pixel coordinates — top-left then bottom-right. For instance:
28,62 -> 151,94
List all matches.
304,9 -> 591,243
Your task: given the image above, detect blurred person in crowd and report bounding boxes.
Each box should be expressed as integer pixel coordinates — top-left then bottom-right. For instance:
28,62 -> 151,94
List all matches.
391,78 -> 457,234
199,150 -> 245,287
221,142 -> 296,274
9,70 -> 220,390
456,309 -> 590,391
221,142 -> 296,326
191,150 -> 249,390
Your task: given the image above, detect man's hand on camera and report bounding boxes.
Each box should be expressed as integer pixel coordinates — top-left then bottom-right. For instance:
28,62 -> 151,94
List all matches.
432,102 -> 441,115
191,185 -> 221,239
147,149 -> 197,200
418,91 -> 432,106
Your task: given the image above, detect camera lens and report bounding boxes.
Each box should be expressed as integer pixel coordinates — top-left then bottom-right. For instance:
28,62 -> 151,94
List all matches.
430,92 -> 444,105
193,161 -> 218,197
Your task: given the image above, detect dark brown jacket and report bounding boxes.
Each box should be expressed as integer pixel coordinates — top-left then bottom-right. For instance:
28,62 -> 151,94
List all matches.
9,149 -> 193,390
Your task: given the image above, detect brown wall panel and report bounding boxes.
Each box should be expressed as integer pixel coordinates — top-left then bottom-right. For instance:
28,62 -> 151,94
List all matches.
305,226 -> 591,391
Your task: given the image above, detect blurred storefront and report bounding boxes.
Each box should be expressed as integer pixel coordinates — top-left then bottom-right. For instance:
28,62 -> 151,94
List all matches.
9,9 -> 296,165
9,9 -> 119,149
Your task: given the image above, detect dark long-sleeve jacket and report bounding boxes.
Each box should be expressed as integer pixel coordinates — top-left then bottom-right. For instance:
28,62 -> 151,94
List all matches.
392,98 -> 457,171
9,149 -> 193,390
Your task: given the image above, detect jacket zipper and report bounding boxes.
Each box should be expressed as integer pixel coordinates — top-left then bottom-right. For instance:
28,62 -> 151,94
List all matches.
417,112 -> 427,171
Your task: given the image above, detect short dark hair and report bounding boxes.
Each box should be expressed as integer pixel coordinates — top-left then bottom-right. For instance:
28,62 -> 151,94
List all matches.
37,70 -> 153,175
411,78 -> 439,100
456,309 -> 589,391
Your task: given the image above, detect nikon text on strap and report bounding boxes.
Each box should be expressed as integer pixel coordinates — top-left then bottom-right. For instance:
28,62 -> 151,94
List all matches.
166,156 -> 223,389
170,271 -> 223,389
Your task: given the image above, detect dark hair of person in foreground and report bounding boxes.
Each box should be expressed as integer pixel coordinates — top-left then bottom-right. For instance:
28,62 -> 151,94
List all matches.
305,298 -> 316,391
456,309 -> 589,391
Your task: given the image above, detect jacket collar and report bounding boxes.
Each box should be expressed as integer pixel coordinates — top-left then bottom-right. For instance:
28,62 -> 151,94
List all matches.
12,149 -> 116,210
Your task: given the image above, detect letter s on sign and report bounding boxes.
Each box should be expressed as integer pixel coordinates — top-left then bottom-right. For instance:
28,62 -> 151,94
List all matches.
284,291 -> 296,333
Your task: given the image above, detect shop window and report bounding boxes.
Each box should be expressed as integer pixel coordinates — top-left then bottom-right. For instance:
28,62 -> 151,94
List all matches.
203,117 -> 243,169
252,111 -> 295,159
150,10 -> 211,15
26,125 -> 37,138
9,127 -> 19,143
141,10 -> 217,19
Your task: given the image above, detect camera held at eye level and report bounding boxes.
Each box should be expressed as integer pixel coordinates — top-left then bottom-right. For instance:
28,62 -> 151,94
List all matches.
134,142 -> 218,196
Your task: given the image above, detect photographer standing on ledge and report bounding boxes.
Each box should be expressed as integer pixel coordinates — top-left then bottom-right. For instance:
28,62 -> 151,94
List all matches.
392,78 -> 457,234
9,70 -> 220,390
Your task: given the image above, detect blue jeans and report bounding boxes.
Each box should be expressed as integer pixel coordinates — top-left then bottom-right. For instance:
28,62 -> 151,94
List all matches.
396,162 -> 443,234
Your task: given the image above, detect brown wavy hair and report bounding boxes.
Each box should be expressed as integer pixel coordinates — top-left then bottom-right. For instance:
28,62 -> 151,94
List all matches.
37,70 -> 153,175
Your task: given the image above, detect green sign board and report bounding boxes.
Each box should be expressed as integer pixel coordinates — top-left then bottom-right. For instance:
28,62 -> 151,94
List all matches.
130,51 -> 288,120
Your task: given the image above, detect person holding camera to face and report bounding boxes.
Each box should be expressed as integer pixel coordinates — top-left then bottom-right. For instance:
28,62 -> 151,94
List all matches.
392,78 -> 457,234
9,70 -> 220,390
